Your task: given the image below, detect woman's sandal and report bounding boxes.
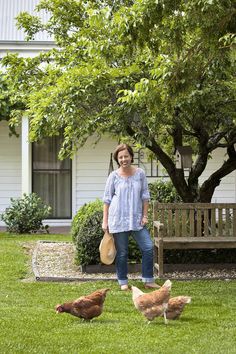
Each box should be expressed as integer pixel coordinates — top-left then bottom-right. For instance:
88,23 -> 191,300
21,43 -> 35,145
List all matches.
120,284 -> 129,291
144,282 -> 160,289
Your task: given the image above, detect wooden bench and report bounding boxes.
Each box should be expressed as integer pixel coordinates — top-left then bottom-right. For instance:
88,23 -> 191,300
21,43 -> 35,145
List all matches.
153,202 -> 236,277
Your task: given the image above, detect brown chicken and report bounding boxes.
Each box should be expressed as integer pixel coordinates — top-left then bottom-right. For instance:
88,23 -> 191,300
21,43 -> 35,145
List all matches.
164,296 -> 191,320
131,280 -> 172,324
55,288 -> 110,320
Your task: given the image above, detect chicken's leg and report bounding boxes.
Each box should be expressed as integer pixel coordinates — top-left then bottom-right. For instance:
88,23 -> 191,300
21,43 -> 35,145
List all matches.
163,303 -> 169,325
163,310 -> 168,325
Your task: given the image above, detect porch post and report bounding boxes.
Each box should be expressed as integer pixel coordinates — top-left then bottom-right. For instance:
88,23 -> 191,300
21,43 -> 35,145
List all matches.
21,116 -> 32,195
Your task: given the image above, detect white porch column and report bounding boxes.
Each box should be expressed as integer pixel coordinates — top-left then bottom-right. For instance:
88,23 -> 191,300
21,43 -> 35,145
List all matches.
21,116 -> 32,195
72,156 -> 77,217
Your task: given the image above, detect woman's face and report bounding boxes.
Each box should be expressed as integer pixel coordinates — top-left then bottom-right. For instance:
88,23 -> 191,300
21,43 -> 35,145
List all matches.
117,149 -> 132,168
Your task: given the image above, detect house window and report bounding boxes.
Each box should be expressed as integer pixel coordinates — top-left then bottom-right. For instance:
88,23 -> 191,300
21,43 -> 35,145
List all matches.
32,135 -> 72,219
133,148 -> 168,177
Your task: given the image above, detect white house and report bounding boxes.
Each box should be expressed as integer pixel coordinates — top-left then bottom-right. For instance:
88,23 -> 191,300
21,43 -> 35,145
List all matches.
0,0 -> 236,227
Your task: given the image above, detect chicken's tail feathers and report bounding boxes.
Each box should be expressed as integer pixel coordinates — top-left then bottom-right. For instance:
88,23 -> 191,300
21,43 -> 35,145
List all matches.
162,279 -> 172,290
131,286 -> 144,298
101,288 -> 111,294
131,285 -> 143,292
183,296 -> 191,304
173,295 -> 192,304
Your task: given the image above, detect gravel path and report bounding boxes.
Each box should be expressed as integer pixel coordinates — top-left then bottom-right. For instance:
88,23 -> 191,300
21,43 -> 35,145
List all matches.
32,241 -> 118,281
31,241 -> 236,282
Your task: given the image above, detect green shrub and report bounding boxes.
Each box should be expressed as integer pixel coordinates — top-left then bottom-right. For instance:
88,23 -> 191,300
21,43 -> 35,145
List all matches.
149,179 -> 181,202
71,199 -> 104,266
1,193 -> 51,234
71,199 -> 141,266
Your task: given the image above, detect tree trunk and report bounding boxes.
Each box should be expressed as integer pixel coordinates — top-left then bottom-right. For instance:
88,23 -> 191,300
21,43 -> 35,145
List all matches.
199,155 -> 236,202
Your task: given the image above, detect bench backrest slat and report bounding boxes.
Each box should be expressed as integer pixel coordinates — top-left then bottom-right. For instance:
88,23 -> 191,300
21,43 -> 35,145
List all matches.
225,209 -> 230,235
197,209 -> 202,237
168,210 -> 173,237
211,209 -> 216,236
175,209 -> 180,237
218,208 -> 223,236
153,202 -> 236,238
204,209 -> 209,236
182,209 -> 187,237
189,209 -> 195,237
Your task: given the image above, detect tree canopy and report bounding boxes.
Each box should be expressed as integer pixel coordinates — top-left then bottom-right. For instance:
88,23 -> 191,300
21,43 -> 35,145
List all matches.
0,72 -> 24,136
2,0 -> 236,202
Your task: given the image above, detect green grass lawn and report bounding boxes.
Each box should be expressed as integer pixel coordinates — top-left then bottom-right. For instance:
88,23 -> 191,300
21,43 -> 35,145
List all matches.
1,232 -> 236,354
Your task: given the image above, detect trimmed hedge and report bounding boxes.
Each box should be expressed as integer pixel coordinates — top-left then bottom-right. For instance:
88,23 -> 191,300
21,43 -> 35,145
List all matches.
71,199 -> 103,266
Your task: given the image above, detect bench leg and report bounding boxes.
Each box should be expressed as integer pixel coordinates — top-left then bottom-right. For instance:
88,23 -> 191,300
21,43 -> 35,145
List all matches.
153,241 -> 158,274
158,239 -> 164,278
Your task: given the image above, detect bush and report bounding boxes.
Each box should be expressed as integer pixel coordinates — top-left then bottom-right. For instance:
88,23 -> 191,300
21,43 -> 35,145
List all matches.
71,199 -> 104,266
71,199 -> 142,266
1,193 -> 51,234
149,179 -> 181,202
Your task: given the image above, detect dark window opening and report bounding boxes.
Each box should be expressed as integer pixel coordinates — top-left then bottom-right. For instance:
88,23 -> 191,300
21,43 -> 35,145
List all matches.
32,135 -> 72,219
134,148 -> 168,178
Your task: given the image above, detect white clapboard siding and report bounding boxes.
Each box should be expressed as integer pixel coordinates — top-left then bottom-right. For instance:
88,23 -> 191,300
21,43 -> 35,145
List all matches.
0,121 -> 22,221
75,136 -> 118,210
0,0 -> 52,42
199,149 -> 236,203
75,169 -> 111,177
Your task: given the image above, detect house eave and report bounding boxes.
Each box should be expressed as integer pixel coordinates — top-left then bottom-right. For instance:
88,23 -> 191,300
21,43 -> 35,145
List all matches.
0,40 -> 55,53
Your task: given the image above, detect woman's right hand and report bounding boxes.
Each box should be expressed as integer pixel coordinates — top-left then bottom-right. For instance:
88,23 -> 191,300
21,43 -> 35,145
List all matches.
102,203 -> 109,232
102,221 -> 108,233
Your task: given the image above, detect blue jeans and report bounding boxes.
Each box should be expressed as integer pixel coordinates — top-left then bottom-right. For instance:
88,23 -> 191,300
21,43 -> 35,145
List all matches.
113,227 -> 154,285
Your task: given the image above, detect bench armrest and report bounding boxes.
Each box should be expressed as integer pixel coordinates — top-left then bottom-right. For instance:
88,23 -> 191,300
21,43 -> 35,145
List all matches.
153,220 -> 164,238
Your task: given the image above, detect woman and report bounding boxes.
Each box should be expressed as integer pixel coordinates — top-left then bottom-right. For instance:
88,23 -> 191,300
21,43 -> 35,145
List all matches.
102,143 -> 159,291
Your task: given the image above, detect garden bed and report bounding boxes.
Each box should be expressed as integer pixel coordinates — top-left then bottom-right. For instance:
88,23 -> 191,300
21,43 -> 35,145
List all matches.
31,240 -> 236,282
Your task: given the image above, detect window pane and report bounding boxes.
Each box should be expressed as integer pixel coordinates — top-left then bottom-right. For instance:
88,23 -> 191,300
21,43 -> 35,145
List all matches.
32,135 -> 72,219
33,171 -> 71,218
33,136 -> 70,170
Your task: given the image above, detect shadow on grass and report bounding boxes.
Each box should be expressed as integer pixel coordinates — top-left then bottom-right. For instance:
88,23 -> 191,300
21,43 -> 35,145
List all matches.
68,318 -> 121,325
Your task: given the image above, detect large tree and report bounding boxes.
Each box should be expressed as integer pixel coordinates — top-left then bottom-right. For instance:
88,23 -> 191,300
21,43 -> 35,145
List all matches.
2,0 -> 236,202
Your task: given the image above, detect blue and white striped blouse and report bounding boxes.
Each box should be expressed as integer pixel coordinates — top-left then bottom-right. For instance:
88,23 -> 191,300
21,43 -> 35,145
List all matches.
103,168 -> 150,233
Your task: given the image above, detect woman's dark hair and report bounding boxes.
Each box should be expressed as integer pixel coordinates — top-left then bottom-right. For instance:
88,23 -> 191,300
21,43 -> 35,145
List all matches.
113,144 -> 134,166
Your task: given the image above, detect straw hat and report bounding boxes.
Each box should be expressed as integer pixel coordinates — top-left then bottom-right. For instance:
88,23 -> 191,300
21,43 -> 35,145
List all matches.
99,231 -> 116,265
